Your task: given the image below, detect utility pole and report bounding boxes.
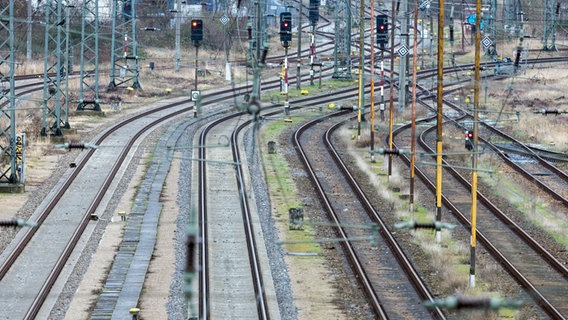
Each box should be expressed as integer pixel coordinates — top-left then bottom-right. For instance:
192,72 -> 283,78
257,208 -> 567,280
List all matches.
435,0 -> 445,242
245,0 -> 269,119
370,0 -> 376,160
356,0 -> 365,139
296,0 -> 302,90
470,0 -> 482,288
175,0 -> 182,71
26,1 -> 32,60
410,0 -> 419,211
252,0 -> 267,98
488,0 -> 497,55
387,0 -> 396,177
398,0 -> 409,112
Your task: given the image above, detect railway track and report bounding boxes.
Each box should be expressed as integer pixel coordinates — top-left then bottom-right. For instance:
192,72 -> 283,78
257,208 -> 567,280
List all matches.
195,113 -> 277,319
386,101 -> 568,318
0,11 -> 566,317
292,111 -> 446,319
0,97 -> 195,319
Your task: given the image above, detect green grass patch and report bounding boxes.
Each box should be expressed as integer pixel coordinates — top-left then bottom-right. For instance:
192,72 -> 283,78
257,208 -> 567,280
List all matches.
478,164 -> 568,250
260,115 -> 325,255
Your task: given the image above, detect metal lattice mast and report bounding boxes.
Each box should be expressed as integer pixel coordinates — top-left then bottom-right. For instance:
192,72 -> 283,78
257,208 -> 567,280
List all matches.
109,0 -> 141,89
332,0 -> 352,79
175,0 -> 182,71
487,0 -> 497,55
78,0 -> 102,111
41,0 -> 69,136
0,1 -> 19,183
542,0 -> 557,50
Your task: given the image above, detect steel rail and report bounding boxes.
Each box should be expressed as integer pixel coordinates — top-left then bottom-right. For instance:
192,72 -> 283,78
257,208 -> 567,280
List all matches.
23,101 -> 193,320
233,121 -> 270,319
324,120 -> 447,319
387,112 -> 567,319
293,112 -> 389,319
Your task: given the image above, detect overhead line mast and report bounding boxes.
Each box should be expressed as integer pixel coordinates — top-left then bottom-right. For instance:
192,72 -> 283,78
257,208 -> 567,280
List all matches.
109,0 -> 141,90
0,1 -> 21,187
78,0 -> 102,111
41,0 -> 70,136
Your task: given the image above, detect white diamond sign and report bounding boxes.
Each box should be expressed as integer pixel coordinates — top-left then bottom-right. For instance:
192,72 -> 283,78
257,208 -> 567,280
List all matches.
220,15 -> 229,25
397,45 -> 409,57
482,36 -> 493,49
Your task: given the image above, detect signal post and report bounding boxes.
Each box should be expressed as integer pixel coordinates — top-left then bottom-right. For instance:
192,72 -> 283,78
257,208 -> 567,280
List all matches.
308,0 -> 319,86
191,19 -> 203,117
280,12 -> 292,117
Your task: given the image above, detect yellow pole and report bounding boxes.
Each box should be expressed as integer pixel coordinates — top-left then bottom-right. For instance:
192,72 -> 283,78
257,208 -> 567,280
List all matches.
435,0 -> 445,242
388,0 -> 396,177
470,0 -> 482,288
410,0 -> 418,212
357,0 -> 365,139
370,0 -> 376,160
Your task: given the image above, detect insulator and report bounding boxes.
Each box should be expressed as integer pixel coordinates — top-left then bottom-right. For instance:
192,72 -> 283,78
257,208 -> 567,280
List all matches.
514,50 -> 521,67
246,98 -> 261,117
0,219 -> 19,227
456,296 -> 492,309
413,222 -> 437,229
67,142 -> 86,149
186,235 -> 197,274
382,148 -> 400,155
260,47 -> 269,64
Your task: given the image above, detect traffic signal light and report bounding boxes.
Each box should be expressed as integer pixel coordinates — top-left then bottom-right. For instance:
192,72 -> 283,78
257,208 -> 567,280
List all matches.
191,19 -> 203,41
376,14 -> 388,45
465,130 -> 474,151
280,12 -> 292,42
123,0 -> 132,21
309,0 -> 319,25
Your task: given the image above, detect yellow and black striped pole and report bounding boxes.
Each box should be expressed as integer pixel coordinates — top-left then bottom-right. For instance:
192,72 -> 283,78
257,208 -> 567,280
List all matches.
435,0 -> 445,242
470,0 -> 482,288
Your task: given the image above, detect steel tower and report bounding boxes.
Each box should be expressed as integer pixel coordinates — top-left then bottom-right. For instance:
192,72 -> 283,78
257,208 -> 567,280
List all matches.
41,0 -> 71,136
109,0 -> 141,89
332,0 -> 352,79
0,1 -> 19,184
77,0 -> 102,111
